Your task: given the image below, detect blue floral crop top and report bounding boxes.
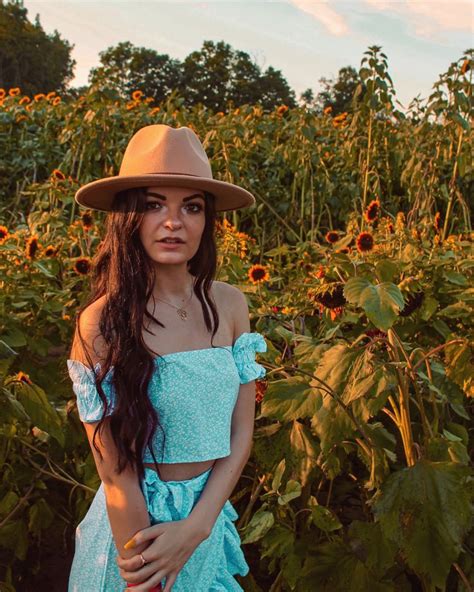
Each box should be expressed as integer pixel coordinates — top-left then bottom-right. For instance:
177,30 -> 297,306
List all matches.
66,332 -> 267,464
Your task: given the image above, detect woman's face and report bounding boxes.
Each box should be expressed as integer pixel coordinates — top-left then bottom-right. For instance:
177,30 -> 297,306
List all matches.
138,186 -> 206,265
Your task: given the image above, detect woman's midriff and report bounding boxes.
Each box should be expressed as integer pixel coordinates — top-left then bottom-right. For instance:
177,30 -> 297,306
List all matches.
143,459 -> 217,482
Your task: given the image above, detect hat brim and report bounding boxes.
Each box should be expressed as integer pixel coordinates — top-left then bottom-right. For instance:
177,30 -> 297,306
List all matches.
74,174 -> 256,212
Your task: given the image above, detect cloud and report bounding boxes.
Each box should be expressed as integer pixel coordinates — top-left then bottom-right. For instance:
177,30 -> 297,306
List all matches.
290,0 -> 350,36
364,0 -> 473,37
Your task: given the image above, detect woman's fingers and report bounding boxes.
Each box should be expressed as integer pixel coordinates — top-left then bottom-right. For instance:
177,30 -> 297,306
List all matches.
162,571 -> 177,592
120,559 -> 162,584
117,553 -> 146,571
124,524 -> 165,550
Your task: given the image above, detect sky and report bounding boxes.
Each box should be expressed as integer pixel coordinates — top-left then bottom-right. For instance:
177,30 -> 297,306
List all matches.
21,0 -> 473,111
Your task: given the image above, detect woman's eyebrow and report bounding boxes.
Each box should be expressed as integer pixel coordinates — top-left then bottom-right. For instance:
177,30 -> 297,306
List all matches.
146,191 -> 205,202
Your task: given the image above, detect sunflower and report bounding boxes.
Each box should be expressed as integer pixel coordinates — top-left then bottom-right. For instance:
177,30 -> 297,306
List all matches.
9,87 -> 21,97
19,96 -> 30,105
34,93 -> 46,102
81,212 -> 94,230
44,245 -> 59,257
0,225 -> 9,244
16,371 -> 32,385
315,265 -> 325,279
52,97 -> 61,106
325,231 -> 339,244
461,59 -> 471,75
0,88 -> 5,99
126,101 -> 137,110
51,169 -> 66,181
25,236 -> 40,259
74,257 -> 92,275
150,107 -> 161,116
248,264 -> 269,284
46,91 -> 56,100
255,379 -> 268,403
323,105 -> 332,115
132,90 -> 144,101
364,199 -> 381,223
356,231 -> 374,253
277,105 -> 289,116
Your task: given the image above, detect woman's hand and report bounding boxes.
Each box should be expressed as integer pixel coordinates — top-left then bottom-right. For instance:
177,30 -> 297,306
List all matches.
116,517 -> 209,592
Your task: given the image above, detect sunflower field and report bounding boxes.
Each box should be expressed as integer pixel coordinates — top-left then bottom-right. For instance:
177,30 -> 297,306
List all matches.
0,46 -> 473,591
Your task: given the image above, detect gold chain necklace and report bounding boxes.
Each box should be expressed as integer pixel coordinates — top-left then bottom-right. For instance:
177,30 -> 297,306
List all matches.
154,280 -> 194,321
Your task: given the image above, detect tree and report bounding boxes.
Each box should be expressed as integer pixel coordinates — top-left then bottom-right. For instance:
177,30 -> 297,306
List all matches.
88,40 -> 182,104
181,41 -> 296,111
0,0 -> 75,95
313,65 -> 360,115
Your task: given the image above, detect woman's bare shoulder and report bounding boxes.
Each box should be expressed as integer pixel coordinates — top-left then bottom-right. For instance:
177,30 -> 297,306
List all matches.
70,295 -> 108,364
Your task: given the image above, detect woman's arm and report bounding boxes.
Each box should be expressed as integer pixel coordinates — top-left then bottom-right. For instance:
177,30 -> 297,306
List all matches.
82,420 -> 152,560
71,298 -> 151,560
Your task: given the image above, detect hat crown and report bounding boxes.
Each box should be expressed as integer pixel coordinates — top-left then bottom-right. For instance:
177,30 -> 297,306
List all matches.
119,124 -> 212,179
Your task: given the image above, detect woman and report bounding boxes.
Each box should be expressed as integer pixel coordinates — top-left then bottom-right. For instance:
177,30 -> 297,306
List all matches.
66,124 -> 267,591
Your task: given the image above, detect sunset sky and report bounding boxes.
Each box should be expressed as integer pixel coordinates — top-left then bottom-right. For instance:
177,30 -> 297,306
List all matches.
22,0 -> 473,110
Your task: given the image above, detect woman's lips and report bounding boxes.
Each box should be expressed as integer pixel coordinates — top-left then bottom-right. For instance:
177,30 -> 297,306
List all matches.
157,241 -> 184,249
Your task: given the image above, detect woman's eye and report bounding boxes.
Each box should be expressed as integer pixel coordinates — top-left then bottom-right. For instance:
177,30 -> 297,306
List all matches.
187,203 -> 203,213
146,202 -> 162,210
145,202 -> 203,213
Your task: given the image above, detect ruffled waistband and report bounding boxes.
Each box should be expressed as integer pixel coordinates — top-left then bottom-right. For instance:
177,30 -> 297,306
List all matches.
140,466 -> 214,523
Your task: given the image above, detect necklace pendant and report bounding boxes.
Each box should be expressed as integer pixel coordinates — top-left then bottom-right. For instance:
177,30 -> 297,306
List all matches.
177,308 -> 187,321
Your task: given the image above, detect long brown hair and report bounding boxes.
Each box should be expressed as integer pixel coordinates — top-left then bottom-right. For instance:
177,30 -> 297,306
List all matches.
72,186 -> 221,481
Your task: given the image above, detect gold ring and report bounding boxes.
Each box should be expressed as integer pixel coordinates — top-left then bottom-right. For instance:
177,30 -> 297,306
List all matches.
139,553 -> 147,567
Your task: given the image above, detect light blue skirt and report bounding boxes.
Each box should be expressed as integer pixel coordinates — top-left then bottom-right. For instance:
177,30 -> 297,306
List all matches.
68,466 -> 249,591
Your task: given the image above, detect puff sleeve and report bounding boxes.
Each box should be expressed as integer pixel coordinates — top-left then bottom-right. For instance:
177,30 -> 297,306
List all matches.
231,331 -> 267,384
66,359 -> 116,423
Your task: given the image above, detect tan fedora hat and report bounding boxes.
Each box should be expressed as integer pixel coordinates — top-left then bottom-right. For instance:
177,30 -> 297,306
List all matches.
74,124 -> 256,212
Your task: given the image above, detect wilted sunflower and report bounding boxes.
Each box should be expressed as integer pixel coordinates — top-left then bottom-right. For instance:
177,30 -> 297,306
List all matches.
364,199 -> 381,223
74,257 -> 92,275
399,291 -> 424,317
0,225 -> 9,244
309,282 -> 346,309
25,236 -> 40,259
356,231 -> 374,253
325,231 -> 339,244
248,264 -> 269,284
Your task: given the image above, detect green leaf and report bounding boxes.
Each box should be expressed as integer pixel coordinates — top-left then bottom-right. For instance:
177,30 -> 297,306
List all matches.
373,460 -> 473,588
278,479 -> 302,505
28,498 -> 54,535
261,376 -> 321,421
241,509 -> 275,544
375,260 -> 399,283
311,505 -> 343,532
272,458 -> 286,492
14,381 -> 65,446
344,278 -> 404,331
289,420 -> 320,487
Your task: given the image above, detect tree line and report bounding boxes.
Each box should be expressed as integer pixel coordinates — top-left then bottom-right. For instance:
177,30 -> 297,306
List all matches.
0,0 -> 359,114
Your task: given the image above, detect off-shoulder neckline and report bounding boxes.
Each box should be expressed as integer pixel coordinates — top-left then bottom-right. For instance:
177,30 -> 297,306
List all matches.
67,331 -> 263,370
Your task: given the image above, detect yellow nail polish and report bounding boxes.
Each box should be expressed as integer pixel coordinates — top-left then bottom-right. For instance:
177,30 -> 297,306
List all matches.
124,537 -> 136,550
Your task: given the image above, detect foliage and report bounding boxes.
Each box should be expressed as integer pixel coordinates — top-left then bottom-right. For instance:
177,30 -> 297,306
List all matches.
0,45 -> 473,591
0,0 -> 76,95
